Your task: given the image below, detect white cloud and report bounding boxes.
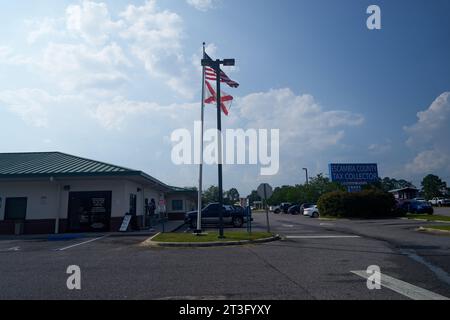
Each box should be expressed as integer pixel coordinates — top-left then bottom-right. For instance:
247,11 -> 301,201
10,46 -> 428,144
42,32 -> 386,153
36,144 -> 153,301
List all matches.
0,46 -> 32,65
406,150 -> 450,174
21,0 -> 195,99
90,96 -> 196,130
66,0 -> 122,45
40,42 -> 131,91
368,140 -> 392,155
234,88 -> 364,150
404,92 -> 450,175
186,0 -> 216,11
0,89 -> 74,127
119,0 -> 194,98
405,92 -> 450,148
26,18 -> 63,44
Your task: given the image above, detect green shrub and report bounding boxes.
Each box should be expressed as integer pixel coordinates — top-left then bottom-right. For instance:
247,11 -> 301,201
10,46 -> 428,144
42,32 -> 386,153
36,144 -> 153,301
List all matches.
317,190 -> 400,218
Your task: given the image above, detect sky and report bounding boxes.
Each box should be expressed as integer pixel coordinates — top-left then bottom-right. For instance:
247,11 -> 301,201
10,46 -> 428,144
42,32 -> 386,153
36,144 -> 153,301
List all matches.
0,0 -> 449,196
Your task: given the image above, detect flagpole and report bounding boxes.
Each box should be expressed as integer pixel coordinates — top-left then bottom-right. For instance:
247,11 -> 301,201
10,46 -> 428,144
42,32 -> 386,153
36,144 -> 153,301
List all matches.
196,42 -> 206,234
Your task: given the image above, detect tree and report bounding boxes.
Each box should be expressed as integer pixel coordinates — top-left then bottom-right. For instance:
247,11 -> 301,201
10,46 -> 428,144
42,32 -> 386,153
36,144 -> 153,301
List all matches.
247,190 -> 261,206
301,174 -> 345,203
267,174 -> 345,205
377,177 -> 415,192
202,186 -> 219,204
225,188 -> 240,205
421,175 -> 447,200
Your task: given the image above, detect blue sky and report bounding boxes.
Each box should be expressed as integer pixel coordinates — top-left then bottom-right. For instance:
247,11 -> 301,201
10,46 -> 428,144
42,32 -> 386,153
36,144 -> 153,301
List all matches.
1,0 -> 449,195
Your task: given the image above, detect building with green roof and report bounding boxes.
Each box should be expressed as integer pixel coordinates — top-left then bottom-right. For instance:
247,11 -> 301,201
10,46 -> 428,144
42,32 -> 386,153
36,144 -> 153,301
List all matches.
0,152 -> 196,235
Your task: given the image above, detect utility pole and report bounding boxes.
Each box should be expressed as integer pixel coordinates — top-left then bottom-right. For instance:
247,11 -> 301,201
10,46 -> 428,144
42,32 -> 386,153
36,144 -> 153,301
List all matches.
196,43 -> 206,235
303,168 -> 309,185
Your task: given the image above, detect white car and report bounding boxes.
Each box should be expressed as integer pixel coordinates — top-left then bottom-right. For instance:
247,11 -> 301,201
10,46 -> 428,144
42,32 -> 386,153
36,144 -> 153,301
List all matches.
430,197 -> 450,207
303,205 -> 320,218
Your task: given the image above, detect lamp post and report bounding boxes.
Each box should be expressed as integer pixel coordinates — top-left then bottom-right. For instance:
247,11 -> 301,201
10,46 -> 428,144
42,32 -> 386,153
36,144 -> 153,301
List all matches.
303,168 -> 309,185
201,57 -> 235,239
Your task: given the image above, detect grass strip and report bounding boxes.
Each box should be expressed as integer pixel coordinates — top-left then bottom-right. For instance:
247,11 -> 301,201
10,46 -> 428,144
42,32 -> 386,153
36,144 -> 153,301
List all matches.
152,232 -> 273,243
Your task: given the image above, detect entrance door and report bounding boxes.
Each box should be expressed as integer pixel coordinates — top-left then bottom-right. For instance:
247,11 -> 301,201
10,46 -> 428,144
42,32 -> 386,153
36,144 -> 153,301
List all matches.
68,191 -> 112,232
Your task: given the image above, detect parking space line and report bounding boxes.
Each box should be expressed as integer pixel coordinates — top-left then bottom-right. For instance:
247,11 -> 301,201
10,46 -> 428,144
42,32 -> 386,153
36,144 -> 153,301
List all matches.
56,235 -> 109,251
0,246 -> 20,252
351,270 -> 449,300
286,235 -> 361,239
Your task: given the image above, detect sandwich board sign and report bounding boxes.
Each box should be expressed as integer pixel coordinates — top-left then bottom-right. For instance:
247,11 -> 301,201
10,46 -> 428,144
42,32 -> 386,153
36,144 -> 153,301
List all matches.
120,215 -> 132,232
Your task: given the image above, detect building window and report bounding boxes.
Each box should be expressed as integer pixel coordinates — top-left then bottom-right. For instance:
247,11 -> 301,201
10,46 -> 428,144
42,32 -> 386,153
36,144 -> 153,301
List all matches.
172,200 -> 183,211
5,197 -> 27,221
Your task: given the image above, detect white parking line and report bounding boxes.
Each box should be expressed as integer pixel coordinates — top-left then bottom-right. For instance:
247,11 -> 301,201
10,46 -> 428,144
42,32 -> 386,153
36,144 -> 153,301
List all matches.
0,246 -> 20,252
282,224 -> 294,228
57,235 -> 109,251
320,223 -> 334,226
286,235 -> 361,239
351,270 -> 449,300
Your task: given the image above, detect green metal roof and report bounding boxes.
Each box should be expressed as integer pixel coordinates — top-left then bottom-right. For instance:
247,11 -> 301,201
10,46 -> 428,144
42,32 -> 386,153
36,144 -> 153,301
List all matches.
0,152 -> 169,190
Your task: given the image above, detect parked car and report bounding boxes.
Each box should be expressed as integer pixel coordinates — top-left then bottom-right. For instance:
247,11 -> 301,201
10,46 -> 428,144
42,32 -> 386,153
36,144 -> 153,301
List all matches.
300,203 -> 314,215
303,205 -> 320,218
280,203 -> 292,214
288,205 -> 301,215
185,203 -> 252,229
429,197 -> 450,207
401,200 -> 434,215
413,198 -> 427,203
272,205 -> 281,214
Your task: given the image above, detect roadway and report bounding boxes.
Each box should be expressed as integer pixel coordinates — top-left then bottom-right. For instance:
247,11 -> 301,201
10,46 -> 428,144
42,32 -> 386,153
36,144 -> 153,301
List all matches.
0,213 -> 449,300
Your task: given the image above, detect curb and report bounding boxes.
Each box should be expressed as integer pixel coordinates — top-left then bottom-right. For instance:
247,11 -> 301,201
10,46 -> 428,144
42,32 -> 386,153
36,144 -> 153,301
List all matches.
0,222 -> 186,241
404,218 -> 450,224
417,227 -> 450,235
143,235 -> 281,248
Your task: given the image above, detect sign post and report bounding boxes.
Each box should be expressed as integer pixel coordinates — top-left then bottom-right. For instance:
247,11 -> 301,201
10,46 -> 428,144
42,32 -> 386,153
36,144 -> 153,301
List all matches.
257,183 -> 273,233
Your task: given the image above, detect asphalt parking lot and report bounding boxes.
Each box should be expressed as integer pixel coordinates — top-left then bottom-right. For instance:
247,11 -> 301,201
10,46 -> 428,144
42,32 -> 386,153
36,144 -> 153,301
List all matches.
0,213 -> 449,300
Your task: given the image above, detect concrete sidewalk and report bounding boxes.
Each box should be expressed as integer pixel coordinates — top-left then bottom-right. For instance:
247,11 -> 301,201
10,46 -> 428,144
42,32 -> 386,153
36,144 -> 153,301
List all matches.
0,220 -> 186,241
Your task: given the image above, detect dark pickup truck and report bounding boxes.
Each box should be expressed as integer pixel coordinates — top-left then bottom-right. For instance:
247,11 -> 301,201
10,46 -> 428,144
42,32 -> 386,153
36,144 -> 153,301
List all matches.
185,203 -> 252,229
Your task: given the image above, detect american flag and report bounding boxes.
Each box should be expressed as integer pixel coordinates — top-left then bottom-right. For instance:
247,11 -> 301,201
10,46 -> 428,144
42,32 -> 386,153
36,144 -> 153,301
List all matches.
204,53 -> 240,88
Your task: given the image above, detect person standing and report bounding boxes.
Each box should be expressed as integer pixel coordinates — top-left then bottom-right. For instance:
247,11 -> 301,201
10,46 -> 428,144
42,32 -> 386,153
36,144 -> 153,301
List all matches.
148,199 -> 156,227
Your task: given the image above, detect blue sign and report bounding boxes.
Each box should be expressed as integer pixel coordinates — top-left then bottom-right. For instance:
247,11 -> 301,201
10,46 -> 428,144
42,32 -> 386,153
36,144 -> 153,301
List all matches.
329,163 -> 379,192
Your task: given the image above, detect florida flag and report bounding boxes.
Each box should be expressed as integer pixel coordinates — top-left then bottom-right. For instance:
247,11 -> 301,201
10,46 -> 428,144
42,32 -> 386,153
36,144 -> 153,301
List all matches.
204,80 -> 233,116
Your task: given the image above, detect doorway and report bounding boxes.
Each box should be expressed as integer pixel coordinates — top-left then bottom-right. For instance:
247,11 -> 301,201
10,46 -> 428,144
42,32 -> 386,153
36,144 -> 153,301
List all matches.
68,191 -> 112,232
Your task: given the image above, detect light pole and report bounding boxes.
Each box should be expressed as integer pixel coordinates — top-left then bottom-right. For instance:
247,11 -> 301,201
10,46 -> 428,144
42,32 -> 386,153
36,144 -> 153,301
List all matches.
201,57 -> 235,239
303,168 -> 309,185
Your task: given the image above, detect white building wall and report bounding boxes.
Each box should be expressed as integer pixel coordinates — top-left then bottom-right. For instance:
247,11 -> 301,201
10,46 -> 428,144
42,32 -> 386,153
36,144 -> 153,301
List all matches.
0,181 -> 60,220
0,177 -> 190,231
166,194 -> 197,213
0,179 -> 141,221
